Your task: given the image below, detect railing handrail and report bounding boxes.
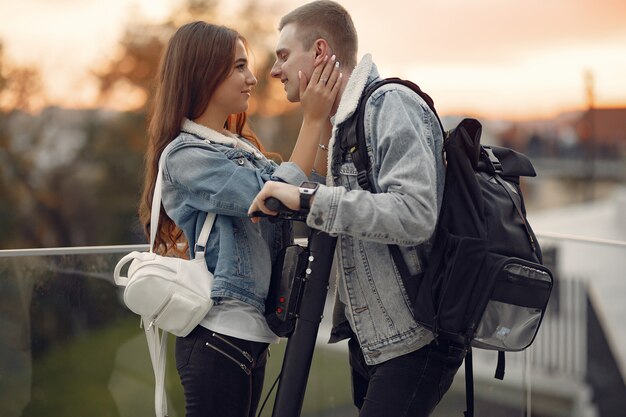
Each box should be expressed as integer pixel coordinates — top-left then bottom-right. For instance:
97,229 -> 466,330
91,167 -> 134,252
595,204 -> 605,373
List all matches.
0,238 -> 311,258
0,244 -> 149,258
0,232 -> 622,258
535,232 -> 626,248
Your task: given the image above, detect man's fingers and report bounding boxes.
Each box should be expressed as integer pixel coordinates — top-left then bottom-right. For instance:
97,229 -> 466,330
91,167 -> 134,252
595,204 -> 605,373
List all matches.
248,183 -> 284,220
250,196 -> 276,216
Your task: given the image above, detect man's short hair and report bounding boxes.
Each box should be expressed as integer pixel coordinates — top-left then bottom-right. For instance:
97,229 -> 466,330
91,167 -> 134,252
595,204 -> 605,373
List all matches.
279,0 -> 358,69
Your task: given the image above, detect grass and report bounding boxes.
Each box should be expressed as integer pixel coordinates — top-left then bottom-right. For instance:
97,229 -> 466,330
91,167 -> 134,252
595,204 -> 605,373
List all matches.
8,316 -> 353,417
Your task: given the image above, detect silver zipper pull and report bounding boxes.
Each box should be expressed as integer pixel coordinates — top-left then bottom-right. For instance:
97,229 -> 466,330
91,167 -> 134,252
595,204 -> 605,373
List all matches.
242,351 -> 254,363
240,363 -> 251,375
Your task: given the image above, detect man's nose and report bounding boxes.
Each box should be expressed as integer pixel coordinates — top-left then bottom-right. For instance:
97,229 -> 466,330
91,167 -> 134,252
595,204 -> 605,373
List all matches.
270,61 -> 281,78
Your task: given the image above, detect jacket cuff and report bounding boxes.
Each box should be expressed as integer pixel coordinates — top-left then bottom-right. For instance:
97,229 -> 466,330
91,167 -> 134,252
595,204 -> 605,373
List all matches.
270,162 -> 307,185
309,169 -> 327,184
305,185 -> 342,232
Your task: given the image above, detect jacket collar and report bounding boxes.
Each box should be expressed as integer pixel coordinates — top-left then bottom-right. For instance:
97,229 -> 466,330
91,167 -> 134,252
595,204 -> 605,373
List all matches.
326,55 -> 379,181
181,118 -> 263,159
333,54 -> 379,126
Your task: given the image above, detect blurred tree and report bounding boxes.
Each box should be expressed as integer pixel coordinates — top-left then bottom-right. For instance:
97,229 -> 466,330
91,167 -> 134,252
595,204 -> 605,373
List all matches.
0,0 -> 304,249
0,43 -> 70,248
0,43 -> 6,93
105,0 -> 220,107
95,22 -> 174,111
0,40 -> 146,248
93,0 -> 301,158
0,43 -> 46,112
0,5 -> 308,392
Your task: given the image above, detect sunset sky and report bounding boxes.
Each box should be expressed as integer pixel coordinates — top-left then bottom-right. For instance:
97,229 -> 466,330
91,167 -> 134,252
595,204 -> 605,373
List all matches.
0,0 -> 625,120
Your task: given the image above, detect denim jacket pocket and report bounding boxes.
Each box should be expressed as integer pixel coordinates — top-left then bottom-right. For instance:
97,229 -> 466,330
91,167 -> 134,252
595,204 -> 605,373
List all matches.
339,161 -> 360,191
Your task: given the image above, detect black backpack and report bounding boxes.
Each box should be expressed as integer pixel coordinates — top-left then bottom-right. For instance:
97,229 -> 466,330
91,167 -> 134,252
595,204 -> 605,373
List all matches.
343,78 -> 554,417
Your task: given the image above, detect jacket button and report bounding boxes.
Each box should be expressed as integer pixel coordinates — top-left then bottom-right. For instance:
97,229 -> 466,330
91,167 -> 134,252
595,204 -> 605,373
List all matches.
368,349 -> 382,358
314,217 -> 323,226
237,159 -> 244,165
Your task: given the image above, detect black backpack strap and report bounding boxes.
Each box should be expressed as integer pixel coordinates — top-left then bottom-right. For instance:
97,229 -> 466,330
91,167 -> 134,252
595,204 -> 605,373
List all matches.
495,350 -> 506,380
344,79 -> 384,191
346,78 -> 445,191
344,78 -> 447,288
464,348 -> 474,417
483,146 -> 537,254
467,349 -> 507,415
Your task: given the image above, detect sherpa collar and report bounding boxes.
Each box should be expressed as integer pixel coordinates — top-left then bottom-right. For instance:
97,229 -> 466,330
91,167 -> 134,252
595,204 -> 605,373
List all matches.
334,54 -> 377,126
181,118 -> 263,159
326,54 -> 379,181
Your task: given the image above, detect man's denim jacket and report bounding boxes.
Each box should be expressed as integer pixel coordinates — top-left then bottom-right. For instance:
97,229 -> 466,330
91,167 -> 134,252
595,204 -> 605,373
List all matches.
307,55 -> 446,365
160,119 -> 307,313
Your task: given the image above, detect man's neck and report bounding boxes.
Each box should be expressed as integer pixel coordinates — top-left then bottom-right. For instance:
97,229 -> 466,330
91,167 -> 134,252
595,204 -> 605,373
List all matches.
330,69 -> 352,117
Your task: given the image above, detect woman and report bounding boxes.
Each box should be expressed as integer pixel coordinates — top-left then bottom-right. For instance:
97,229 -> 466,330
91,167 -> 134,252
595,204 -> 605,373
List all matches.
139,21 -> 341,417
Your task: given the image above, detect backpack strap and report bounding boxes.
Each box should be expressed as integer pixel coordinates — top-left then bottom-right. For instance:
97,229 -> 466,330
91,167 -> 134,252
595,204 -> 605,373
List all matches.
495,350 -> 506,380
343,79 -> 382,191
143,319 -> 169,417
143,155 -> 216,417
464,348 -> 474,417
463,348 -> 505,417
343,78 -> 446,297
345,78 -> 444,191
463,347 -> 505,417
492,173 -> 537,253
480,146 -> 538,255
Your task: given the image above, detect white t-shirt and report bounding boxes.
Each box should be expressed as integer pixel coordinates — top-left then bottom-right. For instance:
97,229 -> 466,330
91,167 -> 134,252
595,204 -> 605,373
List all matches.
200,298 -> 280,344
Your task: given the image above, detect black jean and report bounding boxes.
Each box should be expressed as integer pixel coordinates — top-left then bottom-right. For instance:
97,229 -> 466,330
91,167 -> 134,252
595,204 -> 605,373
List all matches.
175,326 -> 269,417
349,335 -> 465,417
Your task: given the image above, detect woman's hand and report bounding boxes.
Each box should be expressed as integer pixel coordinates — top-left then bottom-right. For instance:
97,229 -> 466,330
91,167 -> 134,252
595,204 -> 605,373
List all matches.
299,55 -> 342,122
248,181 -> 301,223
288,55 -> 341,175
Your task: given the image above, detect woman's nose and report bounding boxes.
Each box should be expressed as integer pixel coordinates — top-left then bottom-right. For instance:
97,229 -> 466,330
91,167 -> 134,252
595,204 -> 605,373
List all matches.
247,71 -> 257,86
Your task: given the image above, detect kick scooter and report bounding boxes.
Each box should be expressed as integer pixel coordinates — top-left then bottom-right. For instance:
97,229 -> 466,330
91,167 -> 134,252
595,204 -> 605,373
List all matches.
253,197 -> 337,417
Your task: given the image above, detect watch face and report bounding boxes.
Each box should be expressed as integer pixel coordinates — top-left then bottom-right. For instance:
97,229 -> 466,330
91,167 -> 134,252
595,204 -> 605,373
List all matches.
299,181 -> 319,190
299,181 -> 319,210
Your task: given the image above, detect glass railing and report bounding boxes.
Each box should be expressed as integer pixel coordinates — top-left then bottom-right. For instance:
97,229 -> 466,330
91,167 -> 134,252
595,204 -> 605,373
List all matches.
0,234 -> 624,417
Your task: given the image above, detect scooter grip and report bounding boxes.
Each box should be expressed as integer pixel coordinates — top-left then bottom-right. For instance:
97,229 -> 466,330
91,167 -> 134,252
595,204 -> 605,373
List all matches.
265,197 -> 289,212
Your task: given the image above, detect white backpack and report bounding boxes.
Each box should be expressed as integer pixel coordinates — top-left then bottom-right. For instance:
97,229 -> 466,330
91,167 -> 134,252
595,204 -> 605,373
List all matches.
114,157 -> 215,417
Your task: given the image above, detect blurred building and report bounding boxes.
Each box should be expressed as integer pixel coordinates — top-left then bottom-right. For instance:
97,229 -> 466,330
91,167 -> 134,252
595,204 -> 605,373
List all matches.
575,107 -> 626,157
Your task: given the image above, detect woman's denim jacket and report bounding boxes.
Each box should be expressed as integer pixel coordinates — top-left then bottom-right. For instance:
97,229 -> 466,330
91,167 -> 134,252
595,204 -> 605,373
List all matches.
307,55 -> 446,365
160,119 -> 307,312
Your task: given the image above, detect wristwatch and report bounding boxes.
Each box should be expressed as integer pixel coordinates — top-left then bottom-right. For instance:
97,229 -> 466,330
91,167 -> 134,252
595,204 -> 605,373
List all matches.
298,181 -> 319,210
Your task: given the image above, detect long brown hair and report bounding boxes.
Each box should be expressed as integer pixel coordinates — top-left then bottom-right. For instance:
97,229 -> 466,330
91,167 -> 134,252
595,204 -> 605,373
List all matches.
140,21 -> 268,256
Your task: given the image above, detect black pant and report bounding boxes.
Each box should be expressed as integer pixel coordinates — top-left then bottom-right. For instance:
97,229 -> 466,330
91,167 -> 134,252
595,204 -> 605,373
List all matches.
349,335 -> 465,417
175,326 -> 269,417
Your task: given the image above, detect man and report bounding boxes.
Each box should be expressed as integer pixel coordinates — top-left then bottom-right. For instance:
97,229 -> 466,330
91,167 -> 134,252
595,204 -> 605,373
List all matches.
249,2 -> 464,416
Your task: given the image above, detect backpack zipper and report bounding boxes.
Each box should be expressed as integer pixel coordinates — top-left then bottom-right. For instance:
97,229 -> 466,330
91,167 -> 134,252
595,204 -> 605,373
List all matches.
144,296 -> 172,330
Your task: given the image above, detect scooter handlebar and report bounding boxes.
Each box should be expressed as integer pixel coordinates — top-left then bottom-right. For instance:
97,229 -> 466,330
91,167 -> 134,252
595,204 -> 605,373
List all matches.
265,197 -> 289,212
250,197 -> 307,222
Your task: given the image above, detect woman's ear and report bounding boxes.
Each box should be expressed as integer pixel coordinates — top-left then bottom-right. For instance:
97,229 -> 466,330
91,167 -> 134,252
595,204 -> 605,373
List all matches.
313,39 -> 330,66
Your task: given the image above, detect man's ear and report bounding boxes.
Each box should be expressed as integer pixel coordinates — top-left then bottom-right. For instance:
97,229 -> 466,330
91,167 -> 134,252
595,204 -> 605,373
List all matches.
313,39 -> 330,66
